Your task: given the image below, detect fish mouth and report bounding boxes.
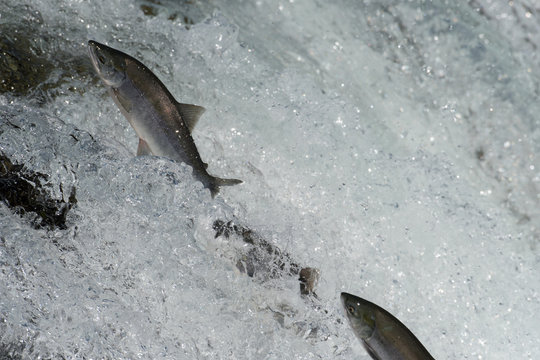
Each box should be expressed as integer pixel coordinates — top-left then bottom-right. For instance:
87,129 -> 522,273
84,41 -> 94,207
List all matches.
341,292 -> 356,317
341,292 -> 354,307
87,40 -> 113,81
87,40 -> 101,70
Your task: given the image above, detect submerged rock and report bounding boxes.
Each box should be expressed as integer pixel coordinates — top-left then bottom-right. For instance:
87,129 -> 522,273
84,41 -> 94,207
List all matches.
138,0 -> 205,28
0,4 -> 93,102
0,341 -> 24,360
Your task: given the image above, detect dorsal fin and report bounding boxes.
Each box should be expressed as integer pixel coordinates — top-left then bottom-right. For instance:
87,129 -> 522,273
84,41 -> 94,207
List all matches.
176,102 -> 206,133
137,138 -> 152,156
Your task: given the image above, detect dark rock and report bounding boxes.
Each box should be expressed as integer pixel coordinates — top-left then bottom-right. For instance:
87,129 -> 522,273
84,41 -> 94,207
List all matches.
0,152 -> 77,230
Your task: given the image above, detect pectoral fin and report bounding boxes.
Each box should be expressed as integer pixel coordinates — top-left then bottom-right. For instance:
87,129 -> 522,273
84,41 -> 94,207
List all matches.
176,102 -> 206,133
137,138 -> 152,156
362,340 -> 383,360
112,88 -> 133,113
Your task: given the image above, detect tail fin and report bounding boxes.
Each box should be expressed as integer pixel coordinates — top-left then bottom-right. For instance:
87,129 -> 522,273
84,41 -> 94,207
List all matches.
209,176 -> 243,198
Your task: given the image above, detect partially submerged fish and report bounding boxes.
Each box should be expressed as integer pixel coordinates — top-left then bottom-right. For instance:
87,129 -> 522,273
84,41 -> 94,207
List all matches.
213,219 -> 320,296
341,292 -> 435,360
87,40 -> 241,197
212,219 -> 322,337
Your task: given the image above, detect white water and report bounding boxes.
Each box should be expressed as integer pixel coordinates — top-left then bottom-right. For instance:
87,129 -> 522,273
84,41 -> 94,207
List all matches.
0,0 -> 538,359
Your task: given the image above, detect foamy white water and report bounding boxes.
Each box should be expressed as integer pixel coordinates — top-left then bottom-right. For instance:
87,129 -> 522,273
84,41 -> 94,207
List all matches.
0,0 -> 538,359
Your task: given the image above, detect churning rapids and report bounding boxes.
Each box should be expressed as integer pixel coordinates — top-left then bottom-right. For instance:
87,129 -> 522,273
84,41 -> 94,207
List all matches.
0,0 -> 539,359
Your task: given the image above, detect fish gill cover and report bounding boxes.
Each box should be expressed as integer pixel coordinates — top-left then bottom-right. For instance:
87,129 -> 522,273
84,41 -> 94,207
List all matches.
0,0 -> 538,359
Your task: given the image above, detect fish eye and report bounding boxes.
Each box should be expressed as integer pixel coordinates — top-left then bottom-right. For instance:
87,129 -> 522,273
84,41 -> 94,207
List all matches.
98,55 -> 106,64
347,305 -> 355,314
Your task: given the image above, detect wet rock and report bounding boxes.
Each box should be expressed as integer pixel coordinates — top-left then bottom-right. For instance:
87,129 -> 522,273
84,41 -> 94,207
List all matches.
0,152 -> 77,230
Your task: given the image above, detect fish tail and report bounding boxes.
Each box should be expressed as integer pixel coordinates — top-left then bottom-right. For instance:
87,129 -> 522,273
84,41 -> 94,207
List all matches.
209,176 -> 243,198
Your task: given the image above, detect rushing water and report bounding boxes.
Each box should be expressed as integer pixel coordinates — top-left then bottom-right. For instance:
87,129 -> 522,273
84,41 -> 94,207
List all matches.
0,0 -> 538,359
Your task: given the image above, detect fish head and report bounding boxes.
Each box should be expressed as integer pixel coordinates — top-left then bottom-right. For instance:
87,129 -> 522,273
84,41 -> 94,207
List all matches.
88,40 -> 127,87
341,292 -> 377,340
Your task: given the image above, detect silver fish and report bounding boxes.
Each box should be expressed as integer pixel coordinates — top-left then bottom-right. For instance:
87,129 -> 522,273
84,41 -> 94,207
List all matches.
341,292 -> 435,360
87,40 -> 241,197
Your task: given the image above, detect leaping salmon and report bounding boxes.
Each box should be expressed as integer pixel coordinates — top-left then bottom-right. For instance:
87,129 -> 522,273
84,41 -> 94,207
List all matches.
87,40 -> 242,197
341,292 -> 435,360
